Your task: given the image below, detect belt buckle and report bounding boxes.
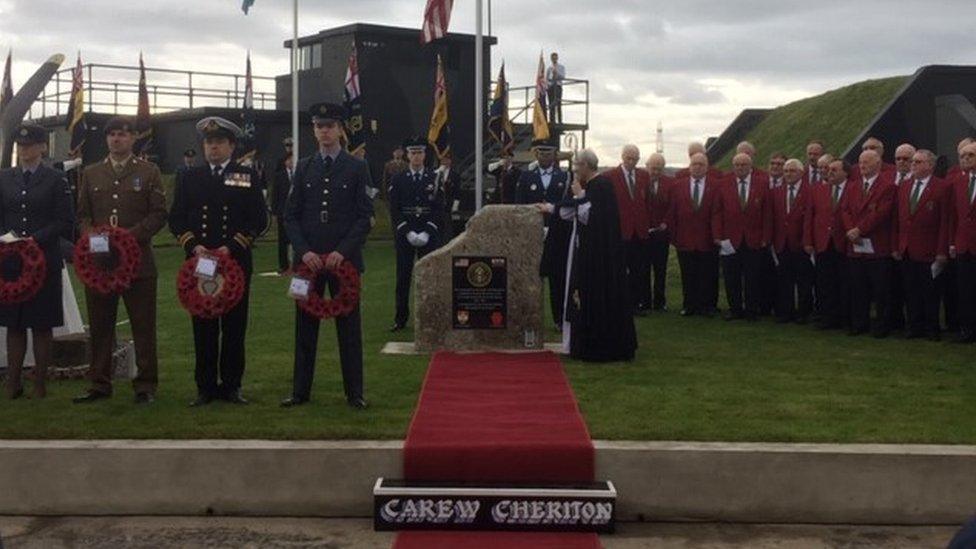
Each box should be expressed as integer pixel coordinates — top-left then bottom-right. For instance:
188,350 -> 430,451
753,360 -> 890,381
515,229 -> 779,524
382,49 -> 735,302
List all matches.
109,214 -> 118,227
320,211 -> 329,223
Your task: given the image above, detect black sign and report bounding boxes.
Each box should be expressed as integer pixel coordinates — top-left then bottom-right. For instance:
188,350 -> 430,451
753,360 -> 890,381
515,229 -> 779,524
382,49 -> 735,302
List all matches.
452,256 -> 507,330
373,478 -> 616,534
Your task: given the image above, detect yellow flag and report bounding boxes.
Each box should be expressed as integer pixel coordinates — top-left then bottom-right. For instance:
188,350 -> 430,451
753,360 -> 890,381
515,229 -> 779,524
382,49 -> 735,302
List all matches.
427,54 -> 451,160
532,51 -> 550,142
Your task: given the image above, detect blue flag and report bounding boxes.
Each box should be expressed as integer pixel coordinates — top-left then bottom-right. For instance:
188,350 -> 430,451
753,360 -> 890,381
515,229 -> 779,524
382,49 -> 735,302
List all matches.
242,0 -> 254,14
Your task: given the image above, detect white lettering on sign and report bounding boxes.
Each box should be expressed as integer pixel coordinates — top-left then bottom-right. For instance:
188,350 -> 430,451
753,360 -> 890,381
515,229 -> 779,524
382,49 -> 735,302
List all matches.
491,500 -> 613,526
380,499 -> 480,524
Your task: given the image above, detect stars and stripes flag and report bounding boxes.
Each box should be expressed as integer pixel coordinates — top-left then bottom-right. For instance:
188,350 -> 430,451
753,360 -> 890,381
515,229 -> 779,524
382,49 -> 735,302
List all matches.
241,0 -> 255,14
134,53 -> 154,156
488,63 -> 514,156
65,53 -> 87,158
427,54 -> 451,161
420,0 -> 454,44
0,50 -> 12,113
238,51 -> 257,162
532,51 -> 550,142
343,42 -> 367,156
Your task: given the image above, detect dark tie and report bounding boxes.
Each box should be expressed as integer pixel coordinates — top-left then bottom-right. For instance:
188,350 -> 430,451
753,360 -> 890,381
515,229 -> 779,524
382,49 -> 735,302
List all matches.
969,173 -> 976,204
862,179 -> 870,194
788,185 -> 796,213
909,180 -> 923,214
739,179 -> 748,209
23,170 -> 32,185
212,166 -> 222,178
832,185 -> 841,208
323,156 -> 334,171
692,179 -> 702,210
626,171 -> 635,198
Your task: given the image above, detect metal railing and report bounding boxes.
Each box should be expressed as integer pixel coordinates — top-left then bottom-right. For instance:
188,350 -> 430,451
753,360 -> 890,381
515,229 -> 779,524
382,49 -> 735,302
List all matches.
29,63 -> 277,119
496,77 -> 589,129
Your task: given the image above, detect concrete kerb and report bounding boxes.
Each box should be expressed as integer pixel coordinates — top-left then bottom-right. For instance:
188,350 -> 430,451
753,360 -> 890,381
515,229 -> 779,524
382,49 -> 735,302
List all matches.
0,440 -> 973,524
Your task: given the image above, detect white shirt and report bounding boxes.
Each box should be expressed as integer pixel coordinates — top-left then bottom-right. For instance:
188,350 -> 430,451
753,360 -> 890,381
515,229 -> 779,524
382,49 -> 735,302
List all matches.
785,183 -> 800,214
861,173 -> 879,193
908,175 -> 930,200
623,168 -> 636,197
770,176 -> 783,189
209,159 -> 231,176
969,171 -> 976,204
546,63 -> 566,86
895,171 -> 911,186
735,173 -> 752,204
688,177 -> 705,200
539,167 -> 553,190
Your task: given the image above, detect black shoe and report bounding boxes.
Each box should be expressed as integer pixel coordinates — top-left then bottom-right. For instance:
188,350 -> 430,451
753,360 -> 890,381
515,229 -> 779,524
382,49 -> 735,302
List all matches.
7,387 -> 24,400
952,332 -> 976,344
872,330 -> 890,339
189,394 -> 213,407
680,309 -> 694,317
927,333 -> 942,342
848,328 -> 867,336
224,389 -> 249,405
775,316 -> 792,324
347,397 -> 369,410
134,393 -> 155,405
389,322 -> 406,333
73,391 -> 111,404
903,330 -> 924,340
794,316 -> 809,325
280,396 -> 308,408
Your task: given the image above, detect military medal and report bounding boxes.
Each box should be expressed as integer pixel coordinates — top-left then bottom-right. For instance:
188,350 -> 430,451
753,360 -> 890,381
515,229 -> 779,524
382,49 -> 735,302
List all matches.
132,177 -> 143,191
530,184 -> 537,191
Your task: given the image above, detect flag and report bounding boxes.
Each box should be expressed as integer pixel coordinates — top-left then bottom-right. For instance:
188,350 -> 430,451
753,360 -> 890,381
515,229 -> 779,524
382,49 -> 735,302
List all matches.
238,52 -> 257,163
0,50 -> 12,114
488,63 -> 514,156
343,43 -> 366,157
421,0 -> 454,44
65,53 -> 87,158
427,54 -> 450,161
532,51 -> 550,142
241,0 -> 255,14
134,53 -> 153,156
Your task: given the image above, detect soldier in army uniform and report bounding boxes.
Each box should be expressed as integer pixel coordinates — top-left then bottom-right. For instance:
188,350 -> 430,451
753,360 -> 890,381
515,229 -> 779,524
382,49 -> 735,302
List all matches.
72,116 -> 168,404
280,102 -> 373,409
388,137 -> 444,332
168,117 -> 268,407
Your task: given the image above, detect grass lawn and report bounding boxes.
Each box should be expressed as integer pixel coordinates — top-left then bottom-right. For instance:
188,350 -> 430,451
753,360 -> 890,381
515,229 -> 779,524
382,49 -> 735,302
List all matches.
1,236 -> 974,444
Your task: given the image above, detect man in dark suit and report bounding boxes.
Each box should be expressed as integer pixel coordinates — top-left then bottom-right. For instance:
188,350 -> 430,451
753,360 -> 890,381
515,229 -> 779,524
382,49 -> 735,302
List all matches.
605,144 -> 652,314
664,152 -> 721,316
949,142 -> 976,343
804,159 -> 853,329
435,152 -> 462,241
489,154 -> 521,204
893,150 -> 950,341
843,149 -> 897,337
645,153 -> 672,311
714,153 -> 772,320
271,154 -> 294,274
388,137 -> 443,332
771,159 -> 813,323
168,116 -> 268,406
280,103 -> 374,409
517,138 -> 571,329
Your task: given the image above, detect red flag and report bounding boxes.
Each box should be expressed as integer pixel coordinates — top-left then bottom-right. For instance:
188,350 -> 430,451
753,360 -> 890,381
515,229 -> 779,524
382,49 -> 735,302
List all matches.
0,50 -> 12,113
421,0 -> 454,44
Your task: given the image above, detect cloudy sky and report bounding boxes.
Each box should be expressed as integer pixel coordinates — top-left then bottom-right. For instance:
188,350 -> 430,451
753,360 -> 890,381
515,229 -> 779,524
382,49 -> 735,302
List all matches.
3,0 -> 976,164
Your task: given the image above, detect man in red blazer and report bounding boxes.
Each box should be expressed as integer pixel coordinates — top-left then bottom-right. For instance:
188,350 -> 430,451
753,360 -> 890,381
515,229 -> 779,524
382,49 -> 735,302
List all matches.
946,137 -> 974,180
674,142 -> 726,181
735,141 -> 768,179
761,152 -> 787,315
948,142 -> 976,343
893,150 -> 950,340
888,143 -> 917,332
803,140 -> 825,185
606,145 -> 652,314
771,159 -> 813,323
804,159 -> 854,329
713,153 -> 771,320
665,152 -> 722,316
843,149 -> 897,337
645,153 -> 673,311
850,137 -> 897,181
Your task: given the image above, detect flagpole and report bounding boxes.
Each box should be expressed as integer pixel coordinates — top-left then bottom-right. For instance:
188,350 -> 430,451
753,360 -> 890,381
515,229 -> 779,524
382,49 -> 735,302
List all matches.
291,0 -> 299,161
474,0 -> 484,211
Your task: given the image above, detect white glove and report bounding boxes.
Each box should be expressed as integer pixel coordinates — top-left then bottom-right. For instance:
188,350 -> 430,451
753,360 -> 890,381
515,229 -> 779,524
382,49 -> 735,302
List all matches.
62,158 -> 83,172
416,232 -> 430,247
406,231 -> 420,246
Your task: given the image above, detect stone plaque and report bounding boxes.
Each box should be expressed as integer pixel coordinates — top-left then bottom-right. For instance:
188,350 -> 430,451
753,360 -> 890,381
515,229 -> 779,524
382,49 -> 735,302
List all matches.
452,256 -> 507,330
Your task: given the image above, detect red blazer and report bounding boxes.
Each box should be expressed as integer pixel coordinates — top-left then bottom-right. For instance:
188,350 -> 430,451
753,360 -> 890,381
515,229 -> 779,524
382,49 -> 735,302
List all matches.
949,171 -> 976,255
894,176 -> 950,261
804,182 -> 853,254
713,171 -> 772,249
803,164 -> 825,186
647,174 -> 673,230
850,162 -> 896,182
674,167 -> 726,182
665,175 -> 722,252
771,182 -> 811,253
606,166 -> 652,240
841,173 -> 897,258
946,165 -> 963,180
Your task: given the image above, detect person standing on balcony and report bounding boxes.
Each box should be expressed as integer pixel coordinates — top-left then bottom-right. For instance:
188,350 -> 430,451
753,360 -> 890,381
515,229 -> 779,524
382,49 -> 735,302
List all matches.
546,52 -> 565,124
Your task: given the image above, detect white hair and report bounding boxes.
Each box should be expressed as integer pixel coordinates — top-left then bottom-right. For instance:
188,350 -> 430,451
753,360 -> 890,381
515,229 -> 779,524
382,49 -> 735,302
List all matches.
784,158 -> 804,170
576,148 -> 599,170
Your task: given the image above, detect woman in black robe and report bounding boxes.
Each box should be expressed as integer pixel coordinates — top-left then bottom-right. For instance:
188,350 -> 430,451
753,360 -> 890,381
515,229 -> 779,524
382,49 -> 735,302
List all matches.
557,148 -> 637,362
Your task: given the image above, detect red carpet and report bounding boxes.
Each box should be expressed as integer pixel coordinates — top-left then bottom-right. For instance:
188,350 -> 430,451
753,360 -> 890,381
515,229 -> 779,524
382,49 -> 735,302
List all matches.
394,351 -> 600,548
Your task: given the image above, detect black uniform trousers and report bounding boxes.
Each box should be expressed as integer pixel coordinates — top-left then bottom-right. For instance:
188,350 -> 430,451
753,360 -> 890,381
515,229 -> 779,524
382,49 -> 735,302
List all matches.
942,260 -> 959,331
849,257 -> 892,335
276,217 -> 290,271
547,85 -> 563,123
900,257 -> 943,337
776,250 -> 814,321
677,250 -> 718,315
648,233 -> 670,310
958,253 -> 976,339
814,249 -> 848,328
292,276 -> 364,401
624,238 -> 651,311
192,278 -> 251,398
547,269 -> 567,328
395,234 -> 437,326
760,250 -> 777,315
889,260 -> 906,331
722,244 -> 763,317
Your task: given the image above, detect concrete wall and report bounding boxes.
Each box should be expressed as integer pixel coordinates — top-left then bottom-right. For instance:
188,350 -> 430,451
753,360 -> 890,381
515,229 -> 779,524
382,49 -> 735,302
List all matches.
1,440 -> 974,524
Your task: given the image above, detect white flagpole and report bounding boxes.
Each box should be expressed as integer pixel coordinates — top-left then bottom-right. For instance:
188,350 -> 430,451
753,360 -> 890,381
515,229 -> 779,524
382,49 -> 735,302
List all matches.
475,0 -> 484,211
292,0 -> 299,160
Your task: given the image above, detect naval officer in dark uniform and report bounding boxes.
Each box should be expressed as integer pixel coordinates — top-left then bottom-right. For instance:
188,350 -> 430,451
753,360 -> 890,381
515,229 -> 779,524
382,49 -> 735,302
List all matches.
280,103 -> 373,410
388,137 -> 444,332
517,138 -> 572,329
168,116 -> 268,407
0,123 -> 74,400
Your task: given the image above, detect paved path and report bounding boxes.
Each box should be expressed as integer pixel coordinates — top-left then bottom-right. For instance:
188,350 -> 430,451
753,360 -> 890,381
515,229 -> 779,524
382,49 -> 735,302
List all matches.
0,517 -> 959,548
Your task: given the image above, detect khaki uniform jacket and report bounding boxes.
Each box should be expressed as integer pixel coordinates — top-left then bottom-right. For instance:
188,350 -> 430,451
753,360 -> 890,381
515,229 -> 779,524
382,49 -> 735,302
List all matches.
77,157 -> 168,279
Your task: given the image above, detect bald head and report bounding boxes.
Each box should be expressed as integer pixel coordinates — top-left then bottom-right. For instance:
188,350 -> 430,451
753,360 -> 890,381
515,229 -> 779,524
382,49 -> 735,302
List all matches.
894,143 -> 916,175
862,137 -> 885,156
957,137 -> 974,154
687,142 -> 706,157
689,152 -> 708,179
859,150 -> 882,179
646,153 -> 666,178
959,143 -> 976,171
621,144 -> 641,171
736,141 -> 757,158
732,153 -> 753,179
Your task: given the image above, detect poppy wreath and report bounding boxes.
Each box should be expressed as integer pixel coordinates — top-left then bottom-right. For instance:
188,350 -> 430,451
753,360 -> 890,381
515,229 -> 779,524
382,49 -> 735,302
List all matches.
0,239 -> 47,304
293,258 -> 361,320
176,250 -> 246,319
73,226 -> 142,295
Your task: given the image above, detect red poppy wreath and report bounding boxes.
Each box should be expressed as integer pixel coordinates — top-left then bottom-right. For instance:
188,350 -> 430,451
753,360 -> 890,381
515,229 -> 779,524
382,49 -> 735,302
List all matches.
176,250 -> 246,319
74,226 -> 142,295
292,258 -> 361,319
0,239 -> 46,304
